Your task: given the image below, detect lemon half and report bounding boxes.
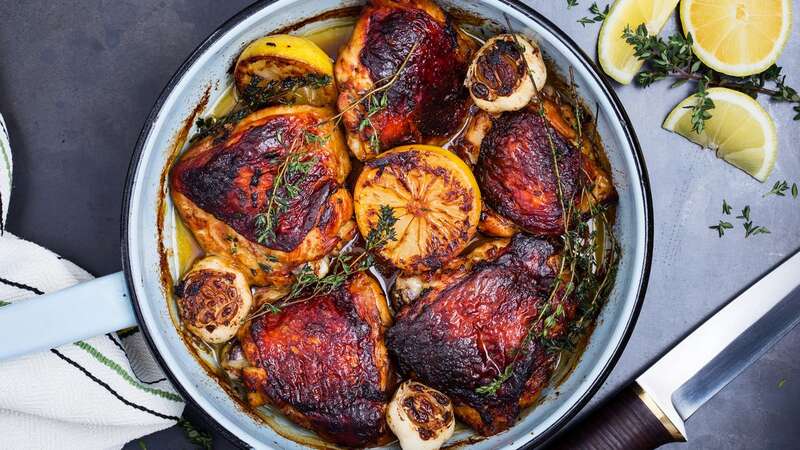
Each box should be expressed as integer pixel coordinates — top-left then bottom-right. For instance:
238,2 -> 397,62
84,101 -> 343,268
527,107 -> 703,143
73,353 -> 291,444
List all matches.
663,87 -> 777,181
598,0 -> 681,84
354,145 -> 481,274
680,0 -> 792,77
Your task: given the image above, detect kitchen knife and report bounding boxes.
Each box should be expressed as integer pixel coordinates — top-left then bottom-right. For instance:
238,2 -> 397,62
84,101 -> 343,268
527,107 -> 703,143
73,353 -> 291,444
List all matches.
546,248 -> 800,450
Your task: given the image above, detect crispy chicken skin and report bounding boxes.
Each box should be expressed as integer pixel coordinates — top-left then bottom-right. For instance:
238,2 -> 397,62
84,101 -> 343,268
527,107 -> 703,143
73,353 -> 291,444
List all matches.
170,105 -> 356,286
239,272 -> 395,447
335,0 -> 475,160
387,235 -> 578,436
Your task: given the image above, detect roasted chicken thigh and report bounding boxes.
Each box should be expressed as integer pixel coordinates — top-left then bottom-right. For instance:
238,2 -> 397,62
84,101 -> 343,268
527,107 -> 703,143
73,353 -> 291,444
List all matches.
170,105 -> 355,286
388,235 -> 578,436
335,0 -> 476,160
239,272 -> 395,447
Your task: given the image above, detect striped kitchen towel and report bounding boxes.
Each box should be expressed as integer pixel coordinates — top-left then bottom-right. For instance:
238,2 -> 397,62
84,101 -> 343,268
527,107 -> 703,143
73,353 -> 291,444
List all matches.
0,113 -> 185,449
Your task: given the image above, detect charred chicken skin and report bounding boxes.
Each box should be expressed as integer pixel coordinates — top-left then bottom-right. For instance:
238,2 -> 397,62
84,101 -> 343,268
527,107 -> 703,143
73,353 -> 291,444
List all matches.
335,0 -> 476,160
475,98 -> 614,237
387,235 -> 578,436
239,272 -> 395,447
170,105 -> 355,286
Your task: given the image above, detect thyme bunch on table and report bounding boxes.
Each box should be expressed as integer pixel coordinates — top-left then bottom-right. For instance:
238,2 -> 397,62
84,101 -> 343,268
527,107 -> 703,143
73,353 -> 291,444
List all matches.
248,205 -> 397,320
622,24 -> 800,130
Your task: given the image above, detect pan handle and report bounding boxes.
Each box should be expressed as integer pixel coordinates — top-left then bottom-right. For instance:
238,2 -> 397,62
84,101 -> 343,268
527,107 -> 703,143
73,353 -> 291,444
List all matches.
0,272 -> 136,361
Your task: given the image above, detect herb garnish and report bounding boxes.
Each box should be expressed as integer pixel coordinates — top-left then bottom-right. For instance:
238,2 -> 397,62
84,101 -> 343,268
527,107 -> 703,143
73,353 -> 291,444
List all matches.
254,133 -> 318,244
178,418 -> 213,450
248,205 -> 398,320
622,24 -> 800,129
566,0 -> 579,8
578,3 -> 609,27
709,221 -> 733,238
475,19 -> 621,396
722,199 -> 732,215
764,180 -> 790,197
688,78 -> 715,133
240,73 -> 332,107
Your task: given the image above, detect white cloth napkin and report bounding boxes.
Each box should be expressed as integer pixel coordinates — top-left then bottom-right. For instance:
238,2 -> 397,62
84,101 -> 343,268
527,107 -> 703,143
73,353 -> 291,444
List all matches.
0,113 -> 185,449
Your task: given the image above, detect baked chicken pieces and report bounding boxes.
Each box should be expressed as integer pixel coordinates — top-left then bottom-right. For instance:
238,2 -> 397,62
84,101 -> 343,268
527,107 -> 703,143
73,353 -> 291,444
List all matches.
170,105 -> 355,287
335,0 -> 476,160
239,272 -> 395,447
388,235 -> 578,436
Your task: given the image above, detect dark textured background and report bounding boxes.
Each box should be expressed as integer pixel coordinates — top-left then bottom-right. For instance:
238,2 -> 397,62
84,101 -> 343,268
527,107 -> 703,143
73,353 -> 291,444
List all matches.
1,0 -> 798,449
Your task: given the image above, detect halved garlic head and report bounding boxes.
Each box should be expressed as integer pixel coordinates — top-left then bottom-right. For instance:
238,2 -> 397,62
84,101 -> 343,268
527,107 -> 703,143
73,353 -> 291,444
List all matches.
176,256 -> 253,344
387,381 -> 455,450
465,33 -> 546,113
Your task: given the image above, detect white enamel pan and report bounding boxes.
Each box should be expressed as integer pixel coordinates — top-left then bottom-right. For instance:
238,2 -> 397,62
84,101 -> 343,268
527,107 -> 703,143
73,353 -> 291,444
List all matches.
0,1 -> 653,448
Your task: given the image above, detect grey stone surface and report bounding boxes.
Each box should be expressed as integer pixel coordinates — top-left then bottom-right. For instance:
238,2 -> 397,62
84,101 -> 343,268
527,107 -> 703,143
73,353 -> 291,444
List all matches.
0,0 -> 797,449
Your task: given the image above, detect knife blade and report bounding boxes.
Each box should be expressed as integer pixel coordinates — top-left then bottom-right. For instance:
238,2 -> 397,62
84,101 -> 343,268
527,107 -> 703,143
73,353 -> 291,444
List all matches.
547,248 -> 800,449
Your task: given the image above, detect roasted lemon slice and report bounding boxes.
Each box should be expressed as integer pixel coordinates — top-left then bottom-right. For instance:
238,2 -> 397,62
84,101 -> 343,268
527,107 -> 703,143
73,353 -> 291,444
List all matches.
234,34 -> 337,106
354,145 -> 481,273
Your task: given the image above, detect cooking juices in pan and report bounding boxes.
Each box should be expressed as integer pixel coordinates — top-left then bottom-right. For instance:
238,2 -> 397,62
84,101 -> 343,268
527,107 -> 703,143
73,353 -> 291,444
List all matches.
165,4 -> 619,448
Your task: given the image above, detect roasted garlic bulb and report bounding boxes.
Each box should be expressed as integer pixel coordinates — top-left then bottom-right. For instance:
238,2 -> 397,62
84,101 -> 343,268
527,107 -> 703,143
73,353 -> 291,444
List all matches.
387,381 -> 455,450
234,34 -> 337,106
465,33 -> 547,113
176,256 -> 253,344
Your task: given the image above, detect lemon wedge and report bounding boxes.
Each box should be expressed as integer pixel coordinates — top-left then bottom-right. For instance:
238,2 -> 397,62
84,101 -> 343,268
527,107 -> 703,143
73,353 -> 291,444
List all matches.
598,0 -> 681,84
680,0 -> 792,77
663,87 -> 777,181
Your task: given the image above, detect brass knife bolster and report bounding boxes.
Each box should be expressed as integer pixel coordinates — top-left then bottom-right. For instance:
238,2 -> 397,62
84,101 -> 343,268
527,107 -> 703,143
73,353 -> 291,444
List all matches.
634,383 -> 686,442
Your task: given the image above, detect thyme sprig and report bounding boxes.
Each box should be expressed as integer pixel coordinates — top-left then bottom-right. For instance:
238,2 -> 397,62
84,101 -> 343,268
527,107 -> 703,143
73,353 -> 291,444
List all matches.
764,180 -> 790,197
578,3 -> 609,27
622,24 -> 800,128
248,205 -> 397,320
254,133 -> 318,244
191,74 -> 332,143
475,19 -> 621,396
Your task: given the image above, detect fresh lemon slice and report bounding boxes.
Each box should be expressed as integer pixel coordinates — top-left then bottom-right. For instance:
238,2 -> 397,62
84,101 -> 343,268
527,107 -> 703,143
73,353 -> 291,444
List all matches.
234,34 -> 337,106
354,145 -> 481,274
680,0 -> 792,77
663,87 -> 777,181
598,0 -> 681,84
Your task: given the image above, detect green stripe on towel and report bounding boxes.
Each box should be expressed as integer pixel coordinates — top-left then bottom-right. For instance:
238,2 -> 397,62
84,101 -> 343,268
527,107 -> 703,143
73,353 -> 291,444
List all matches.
73,340 -> 182,402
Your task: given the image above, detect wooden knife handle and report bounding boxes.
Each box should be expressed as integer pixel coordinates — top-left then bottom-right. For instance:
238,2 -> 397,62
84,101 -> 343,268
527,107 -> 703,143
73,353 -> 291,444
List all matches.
545,383 -> 685,450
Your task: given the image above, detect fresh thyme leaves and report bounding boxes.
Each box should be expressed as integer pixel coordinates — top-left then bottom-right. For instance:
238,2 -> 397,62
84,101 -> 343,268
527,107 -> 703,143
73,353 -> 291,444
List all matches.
190,74 -> 332,143
566,0 -> 579,8
224,234 -> 238,255
622,24 -> 800,127
359,92 -> 389,151
764,180 -> 790,197
743,221 -> 770,238
475,364 -> 514,396
793,183 -> 799,199
254,133 -> 318,245
722,199 -> 732,215
476,18 -> 620,397
177,418 -> 213,450
709,221 -> 733,238
248,205 -> 398,320
303,130 -> 331,146
737,205 -> 751,221
578,3 -> 609,27
241,73 -> 332,108
0,301 -> 10,307
687,78 -> 715,133
713,204 -> 770,238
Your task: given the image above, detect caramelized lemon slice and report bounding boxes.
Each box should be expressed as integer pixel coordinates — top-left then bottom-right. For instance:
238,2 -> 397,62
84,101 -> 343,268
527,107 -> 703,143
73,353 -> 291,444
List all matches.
234,34 -> 337,106
680,0 -> 792,76
354,145 -> 481,274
